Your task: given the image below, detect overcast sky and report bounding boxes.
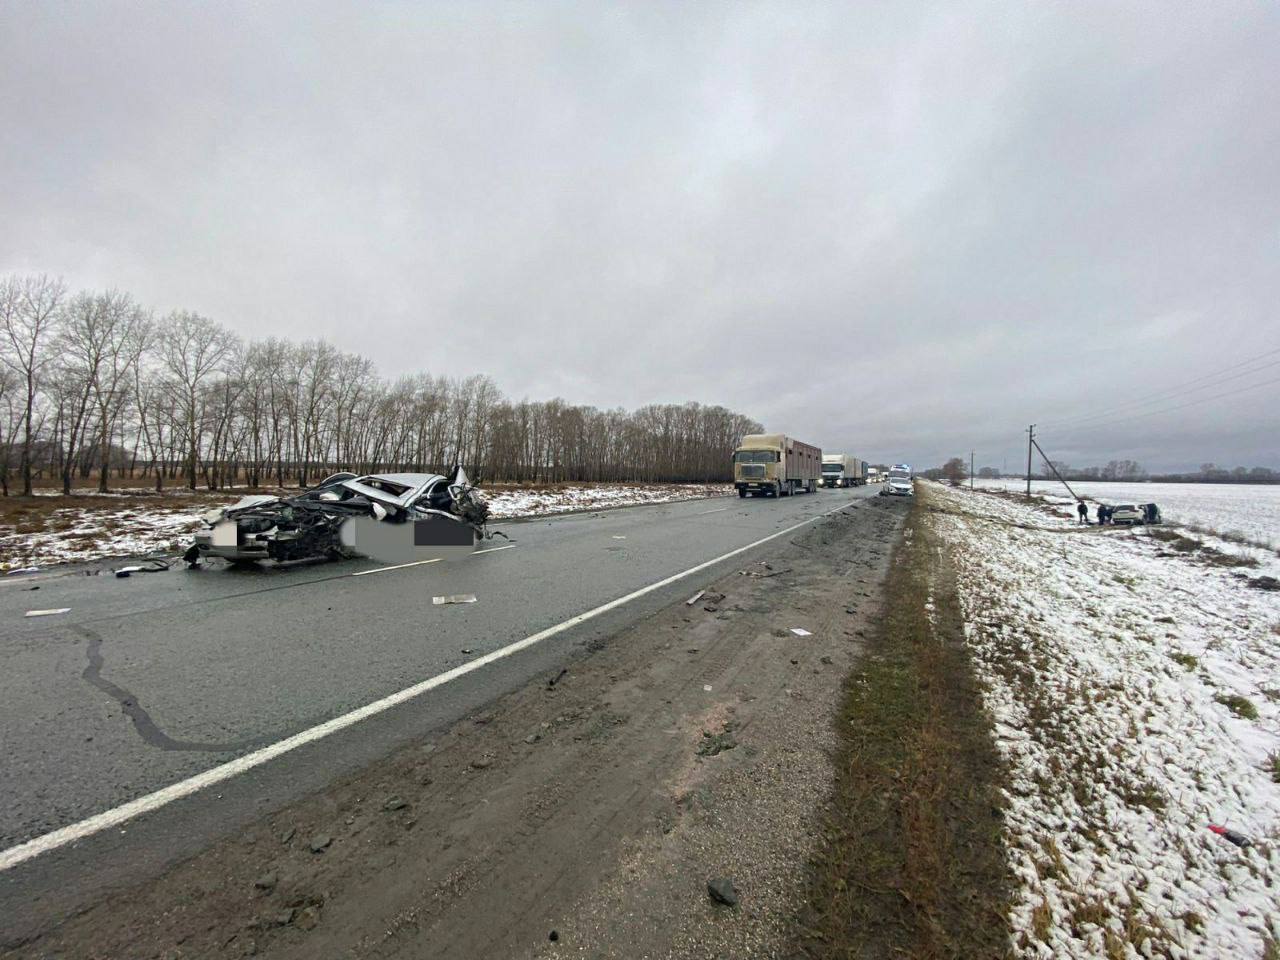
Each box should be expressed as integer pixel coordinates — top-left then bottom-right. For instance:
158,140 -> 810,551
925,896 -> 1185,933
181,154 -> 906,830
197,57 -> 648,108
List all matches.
2,2 -> 1277,472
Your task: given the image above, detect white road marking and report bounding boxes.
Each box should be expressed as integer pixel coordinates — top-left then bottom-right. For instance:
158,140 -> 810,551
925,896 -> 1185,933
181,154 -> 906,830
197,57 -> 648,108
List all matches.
472,544 -> 517,556
351,558 -> 441,577
0,497 -> 857,873
695,507 -> 729,515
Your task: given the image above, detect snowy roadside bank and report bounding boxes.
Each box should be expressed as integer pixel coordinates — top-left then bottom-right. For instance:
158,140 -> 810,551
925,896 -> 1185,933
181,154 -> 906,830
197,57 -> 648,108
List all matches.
925,483 -> 1279,957
0,483 -> 731,569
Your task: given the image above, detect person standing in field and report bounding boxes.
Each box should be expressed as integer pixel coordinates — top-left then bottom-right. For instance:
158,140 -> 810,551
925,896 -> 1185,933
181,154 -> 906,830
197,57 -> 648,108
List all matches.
1096,503 -> 1108,525
1077,501 -> 1089,524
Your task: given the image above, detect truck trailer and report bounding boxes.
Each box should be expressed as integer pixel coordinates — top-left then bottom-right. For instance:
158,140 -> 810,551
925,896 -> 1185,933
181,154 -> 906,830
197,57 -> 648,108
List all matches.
733,433 -> 821,497
820,453 -> 867,487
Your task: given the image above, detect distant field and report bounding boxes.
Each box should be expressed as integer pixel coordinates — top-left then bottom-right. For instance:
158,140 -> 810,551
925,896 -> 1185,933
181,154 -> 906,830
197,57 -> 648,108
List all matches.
975,479 -> 1280,550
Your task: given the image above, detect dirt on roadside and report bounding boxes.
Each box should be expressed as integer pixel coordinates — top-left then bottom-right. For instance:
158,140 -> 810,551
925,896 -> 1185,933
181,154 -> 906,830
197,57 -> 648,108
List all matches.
799,486 -> 1015,960
5,496 -> 907,960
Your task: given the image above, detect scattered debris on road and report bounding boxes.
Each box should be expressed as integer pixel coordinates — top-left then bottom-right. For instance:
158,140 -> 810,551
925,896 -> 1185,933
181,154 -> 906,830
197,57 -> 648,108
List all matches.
1207,824 -> 1252,848
685,590 -> 706,605
697,724 -> 738,757
740,561 -> 792,579
790,627 -> 811,637
254,873 -> 278,892
706,877 -> 739,907
24,607 -> 70,617
433,594 -> 478,605
114,559 -> 170,577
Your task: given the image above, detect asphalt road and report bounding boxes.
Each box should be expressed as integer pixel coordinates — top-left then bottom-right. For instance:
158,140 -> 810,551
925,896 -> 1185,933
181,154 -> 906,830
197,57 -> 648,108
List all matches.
0,484 -> 883,941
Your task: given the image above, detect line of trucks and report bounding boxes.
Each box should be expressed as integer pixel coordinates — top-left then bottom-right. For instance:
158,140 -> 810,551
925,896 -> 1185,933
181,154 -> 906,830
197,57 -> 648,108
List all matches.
731,433 -> 902,498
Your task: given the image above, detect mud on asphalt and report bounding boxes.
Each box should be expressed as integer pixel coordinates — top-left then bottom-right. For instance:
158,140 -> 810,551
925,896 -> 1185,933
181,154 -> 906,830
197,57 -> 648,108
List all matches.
5,495 -> 909,960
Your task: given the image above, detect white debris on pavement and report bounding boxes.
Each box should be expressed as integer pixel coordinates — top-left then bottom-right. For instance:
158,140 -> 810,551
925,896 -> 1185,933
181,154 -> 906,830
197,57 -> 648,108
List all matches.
928,483 -> 1280,958
24,608 -> 71,617
789,628 -> 812,637
432,594 -> 478,605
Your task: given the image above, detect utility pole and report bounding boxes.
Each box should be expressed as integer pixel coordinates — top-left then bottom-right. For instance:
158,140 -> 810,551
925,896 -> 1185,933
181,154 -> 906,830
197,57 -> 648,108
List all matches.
970,451 -> 974,491
1026,425 -> 1035,497
1031,436 -> 1081,502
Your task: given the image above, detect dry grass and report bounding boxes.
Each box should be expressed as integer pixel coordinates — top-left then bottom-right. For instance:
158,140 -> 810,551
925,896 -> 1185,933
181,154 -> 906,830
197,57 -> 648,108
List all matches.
1148,526 -> 1259,568
1215,694 -> 1260,721
798,490 -> 1014,960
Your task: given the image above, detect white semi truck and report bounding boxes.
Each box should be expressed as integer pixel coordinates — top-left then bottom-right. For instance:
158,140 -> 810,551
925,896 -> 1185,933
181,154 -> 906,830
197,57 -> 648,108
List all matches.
820,454 -> 867,488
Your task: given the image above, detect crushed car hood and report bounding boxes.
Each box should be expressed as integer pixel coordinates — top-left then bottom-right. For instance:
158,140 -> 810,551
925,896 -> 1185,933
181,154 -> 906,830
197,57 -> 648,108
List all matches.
187,467 -> 495,565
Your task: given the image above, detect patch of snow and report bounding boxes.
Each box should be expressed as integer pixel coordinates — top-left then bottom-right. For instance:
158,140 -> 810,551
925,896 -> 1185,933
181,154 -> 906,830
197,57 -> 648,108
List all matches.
483,483 -> 730,519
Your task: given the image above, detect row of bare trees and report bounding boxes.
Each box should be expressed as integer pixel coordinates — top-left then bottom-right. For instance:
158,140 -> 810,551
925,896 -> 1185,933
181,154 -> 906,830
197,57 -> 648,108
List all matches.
0,274 -> 762,495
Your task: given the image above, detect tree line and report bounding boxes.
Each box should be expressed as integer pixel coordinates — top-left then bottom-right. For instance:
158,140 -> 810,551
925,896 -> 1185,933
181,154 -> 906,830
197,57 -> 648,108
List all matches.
953,460 -> 1278,484
0,274 -> 763,495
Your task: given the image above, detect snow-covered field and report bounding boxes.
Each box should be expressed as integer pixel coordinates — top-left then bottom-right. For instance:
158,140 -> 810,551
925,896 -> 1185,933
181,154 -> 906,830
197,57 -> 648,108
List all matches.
0,483 -> 731,568
484,483 -> 729,519
927,482 -> 1280,957
976,479 -> 1280,551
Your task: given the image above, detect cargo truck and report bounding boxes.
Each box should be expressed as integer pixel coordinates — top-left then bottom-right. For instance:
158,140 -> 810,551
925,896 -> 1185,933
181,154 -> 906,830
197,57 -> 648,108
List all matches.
733,433 -> 821,497
820,454 -> 867,487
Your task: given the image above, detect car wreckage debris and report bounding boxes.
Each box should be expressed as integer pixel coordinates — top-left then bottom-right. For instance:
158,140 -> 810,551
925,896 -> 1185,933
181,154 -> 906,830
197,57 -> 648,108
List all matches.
185,467 -> 497,567
432,594 -> 478,605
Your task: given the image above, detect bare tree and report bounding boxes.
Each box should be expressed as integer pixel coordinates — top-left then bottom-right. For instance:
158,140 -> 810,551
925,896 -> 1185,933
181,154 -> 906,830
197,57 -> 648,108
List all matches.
0,362 -> 19,495
77,291 -> 153,492
158,311 -> 238,490
0,274 -> 67,494
940,457 -> 967,483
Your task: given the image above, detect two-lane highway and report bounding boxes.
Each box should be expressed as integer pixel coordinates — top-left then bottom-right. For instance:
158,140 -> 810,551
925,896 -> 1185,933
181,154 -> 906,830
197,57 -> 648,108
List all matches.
0,485 -> 883,941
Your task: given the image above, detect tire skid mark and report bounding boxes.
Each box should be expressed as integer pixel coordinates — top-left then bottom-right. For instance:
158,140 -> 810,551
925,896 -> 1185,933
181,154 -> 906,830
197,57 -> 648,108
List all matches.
73,624 -> 263,754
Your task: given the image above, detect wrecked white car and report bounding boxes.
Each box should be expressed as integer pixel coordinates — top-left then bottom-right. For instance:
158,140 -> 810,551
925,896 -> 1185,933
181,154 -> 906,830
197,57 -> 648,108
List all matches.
186,468 -> 494,565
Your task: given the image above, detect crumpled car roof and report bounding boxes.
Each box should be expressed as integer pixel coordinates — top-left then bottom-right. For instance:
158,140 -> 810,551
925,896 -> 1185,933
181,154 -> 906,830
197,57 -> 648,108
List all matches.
338,473 -> 444,509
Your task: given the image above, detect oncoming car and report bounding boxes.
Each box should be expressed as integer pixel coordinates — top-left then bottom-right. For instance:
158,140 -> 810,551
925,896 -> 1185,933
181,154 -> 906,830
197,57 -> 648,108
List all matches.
880,476 -> 913,497
187,468 -> 493,565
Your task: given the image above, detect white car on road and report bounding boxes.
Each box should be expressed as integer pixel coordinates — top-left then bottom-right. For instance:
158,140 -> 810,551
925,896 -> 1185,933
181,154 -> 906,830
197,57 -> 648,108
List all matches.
880,476 -> 913,497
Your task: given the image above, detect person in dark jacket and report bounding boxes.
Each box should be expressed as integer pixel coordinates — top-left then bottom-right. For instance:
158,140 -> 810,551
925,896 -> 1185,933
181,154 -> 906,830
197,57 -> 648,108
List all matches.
1096,503 -> 1108,525
1077,500 -> 1089,524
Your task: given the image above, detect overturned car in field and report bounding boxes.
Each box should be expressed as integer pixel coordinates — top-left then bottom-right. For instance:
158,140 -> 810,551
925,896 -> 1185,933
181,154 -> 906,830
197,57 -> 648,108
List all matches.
185,468 -> 495,565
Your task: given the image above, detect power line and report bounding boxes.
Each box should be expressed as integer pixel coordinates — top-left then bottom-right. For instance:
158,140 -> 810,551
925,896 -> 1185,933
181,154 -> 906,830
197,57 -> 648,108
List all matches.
1040,344 -> 1280,429
1045,372 -> 1280,436
1043,356 -> 1280,429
